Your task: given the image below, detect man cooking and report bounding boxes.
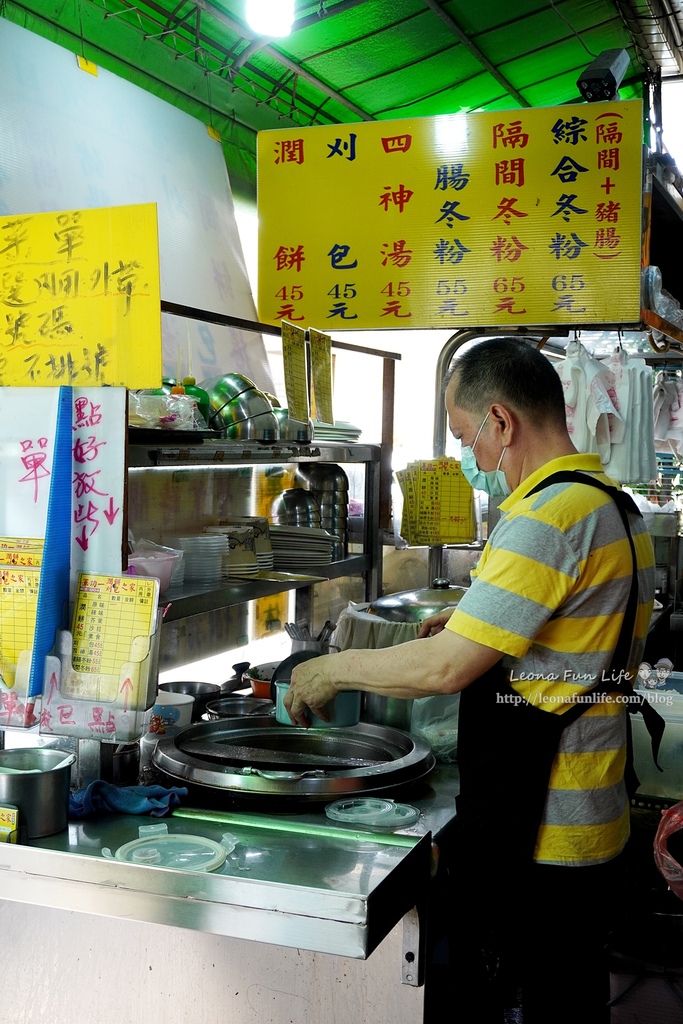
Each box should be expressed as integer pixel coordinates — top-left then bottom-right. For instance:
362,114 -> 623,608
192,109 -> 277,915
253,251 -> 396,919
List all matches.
284,336 -> 656,1024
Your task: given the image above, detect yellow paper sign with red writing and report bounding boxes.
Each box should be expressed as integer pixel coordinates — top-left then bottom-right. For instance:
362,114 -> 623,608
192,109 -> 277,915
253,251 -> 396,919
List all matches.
257,101 -> 642,329
0,203 -> 161,386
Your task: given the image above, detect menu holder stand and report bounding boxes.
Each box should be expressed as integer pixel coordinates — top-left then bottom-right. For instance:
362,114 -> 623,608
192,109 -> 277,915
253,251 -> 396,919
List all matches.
41,621 -> 161,743
0,650 -> 40,729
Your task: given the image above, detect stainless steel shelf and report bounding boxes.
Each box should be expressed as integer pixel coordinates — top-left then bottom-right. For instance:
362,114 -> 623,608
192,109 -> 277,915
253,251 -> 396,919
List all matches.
7,766 -> 462,958
161,556 -> 371,620
3,812 -> 429,959
128,440 -> 381,468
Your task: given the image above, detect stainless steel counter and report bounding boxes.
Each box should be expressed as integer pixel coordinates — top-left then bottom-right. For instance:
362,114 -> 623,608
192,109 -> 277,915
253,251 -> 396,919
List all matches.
0,765 -> 459,961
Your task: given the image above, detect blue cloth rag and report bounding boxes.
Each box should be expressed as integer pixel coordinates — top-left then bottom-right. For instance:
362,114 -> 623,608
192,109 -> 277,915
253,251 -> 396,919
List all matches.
69,781 -> 188,818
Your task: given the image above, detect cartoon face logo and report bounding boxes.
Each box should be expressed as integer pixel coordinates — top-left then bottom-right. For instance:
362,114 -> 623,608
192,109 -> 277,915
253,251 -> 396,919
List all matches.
654,657 -> 674,689
637,662 -> 654,688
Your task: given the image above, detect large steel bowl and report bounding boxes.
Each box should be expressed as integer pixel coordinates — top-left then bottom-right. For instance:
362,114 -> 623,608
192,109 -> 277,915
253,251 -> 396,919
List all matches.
200,373 -> 257,407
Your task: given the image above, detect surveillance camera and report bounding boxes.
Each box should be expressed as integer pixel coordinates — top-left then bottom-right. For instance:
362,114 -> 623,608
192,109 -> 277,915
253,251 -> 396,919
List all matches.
577,48 -> 630,102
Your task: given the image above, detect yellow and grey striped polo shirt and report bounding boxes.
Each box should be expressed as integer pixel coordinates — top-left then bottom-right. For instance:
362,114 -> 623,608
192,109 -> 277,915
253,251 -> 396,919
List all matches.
446,453 -> 655,867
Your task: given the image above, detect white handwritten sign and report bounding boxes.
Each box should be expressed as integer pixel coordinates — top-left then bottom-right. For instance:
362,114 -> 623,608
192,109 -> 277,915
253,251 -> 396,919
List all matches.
69,388 -> 126,590
0,386 -> 126,590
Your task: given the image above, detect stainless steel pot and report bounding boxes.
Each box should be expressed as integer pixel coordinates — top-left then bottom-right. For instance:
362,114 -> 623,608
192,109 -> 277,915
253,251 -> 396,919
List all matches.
0,749 -> 75,837
367,578 -> 468,623
158,681 -> 222,721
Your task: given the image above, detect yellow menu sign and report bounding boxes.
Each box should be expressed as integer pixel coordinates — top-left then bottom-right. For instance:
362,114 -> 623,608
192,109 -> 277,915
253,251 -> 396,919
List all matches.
258,101 -> 642,329
397,459 -> 475,545
0,203 -> 161,387
70,572 -> 158,680
0,566 -> 41,689
309,328 -> 334,425
281,320 -> 310,424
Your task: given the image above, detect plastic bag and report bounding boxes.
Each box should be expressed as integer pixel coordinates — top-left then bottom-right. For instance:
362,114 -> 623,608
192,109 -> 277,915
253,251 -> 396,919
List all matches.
654,801 -> 683,901
410,694 -> 460,762
129,392 -> 204,431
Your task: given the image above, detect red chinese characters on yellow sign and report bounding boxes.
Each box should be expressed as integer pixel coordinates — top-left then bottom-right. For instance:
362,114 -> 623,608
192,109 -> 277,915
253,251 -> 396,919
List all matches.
257,101 -> 642,330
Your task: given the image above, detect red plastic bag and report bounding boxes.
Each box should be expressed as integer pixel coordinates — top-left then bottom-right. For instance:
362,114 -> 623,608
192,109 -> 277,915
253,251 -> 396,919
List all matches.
654,801 -> 683,901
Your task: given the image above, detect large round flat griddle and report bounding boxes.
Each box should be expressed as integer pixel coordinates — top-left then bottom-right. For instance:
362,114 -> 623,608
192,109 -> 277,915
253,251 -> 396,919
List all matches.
153,717 -> 435,801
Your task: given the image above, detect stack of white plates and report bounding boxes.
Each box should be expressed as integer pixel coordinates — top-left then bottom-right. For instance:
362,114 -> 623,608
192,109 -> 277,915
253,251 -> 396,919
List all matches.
312,420 -> 362,442
269,525 -> 334,569
169,534 -> 227,584
204,525 -> 259,578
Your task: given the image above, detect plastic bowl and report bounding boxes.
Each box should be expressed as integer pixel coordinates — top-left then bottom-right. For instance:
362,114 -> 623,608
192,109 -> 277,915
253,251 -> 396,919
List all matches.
127,551 -> 181,595
274,680 -> 361,728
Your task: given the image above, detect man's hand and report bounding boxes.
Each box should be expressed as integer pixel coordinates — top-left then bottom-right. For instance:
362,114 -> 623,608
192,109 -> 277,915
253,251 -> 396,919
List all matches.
417,610 -> 454,639
283,655 -> 338,727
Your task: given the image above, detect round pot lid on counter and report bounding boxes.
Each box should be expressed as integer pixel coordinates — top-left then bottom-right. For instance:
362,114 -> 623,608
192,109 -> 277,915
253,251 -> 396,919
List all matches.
102,823 -> 236,871
152,718 -> 435,801
325,797 -> 421,830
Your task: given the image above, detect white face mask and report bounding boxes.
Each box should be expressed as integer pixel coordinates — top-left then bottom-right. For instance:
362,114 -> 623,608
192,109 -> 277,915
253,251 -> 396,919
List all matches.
459,411 -> 511,498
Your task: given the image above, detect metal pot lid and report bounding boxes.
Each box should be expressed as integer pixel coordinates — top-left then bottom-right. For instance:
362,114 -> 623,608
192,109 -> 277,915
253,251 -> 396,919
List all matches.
152,718 -> 435,800
367,578 -> 468,623
203,697 -> 274,719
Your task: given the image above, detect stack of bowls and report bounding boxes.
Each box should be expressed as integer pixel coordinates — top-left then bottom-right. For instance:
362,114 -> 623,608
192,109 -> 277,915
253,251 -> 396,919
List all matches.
296,464 -> 349,560
158,681 -> 222,721
271,487 -> 321,528
204,525 -> 258,577
220,516 -> 274,571
168,534 -> 228,584
200,373 -> 279,441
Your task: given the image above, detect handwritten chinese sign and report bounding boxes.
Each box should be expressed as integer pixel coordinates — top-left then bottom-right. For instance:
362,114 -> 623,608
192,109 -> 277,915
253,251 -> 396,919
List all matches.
0,386 -> 126,583
70,388 -> 125,589
257,101 -> 642,328
0,203 -> 162,386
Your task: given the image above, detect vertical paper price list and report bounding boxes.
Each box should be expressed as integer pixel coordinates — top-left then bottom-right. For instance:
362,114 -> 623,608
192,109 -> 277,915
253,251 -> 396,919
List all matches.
397,458 -> 475,545
0,567 -> 41,686
71,574 -> 158,675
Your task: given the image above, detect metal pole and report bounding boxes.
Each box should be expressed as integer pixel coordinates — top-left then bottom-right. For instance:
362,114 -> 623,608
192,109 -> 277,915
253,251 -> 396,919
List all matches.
429,330 -> 484,581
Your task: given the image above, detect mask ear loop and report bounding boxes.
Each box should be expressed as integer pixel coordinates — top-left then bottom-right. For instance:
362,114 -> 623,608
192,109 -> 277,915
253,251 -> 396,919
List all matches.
471,410 -> 491,452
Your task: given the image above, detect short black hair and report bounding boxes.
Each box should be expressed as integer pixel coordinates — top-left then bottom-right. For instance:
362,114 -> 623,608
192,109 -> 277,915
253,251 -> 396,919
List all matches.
446,337 -> 566,427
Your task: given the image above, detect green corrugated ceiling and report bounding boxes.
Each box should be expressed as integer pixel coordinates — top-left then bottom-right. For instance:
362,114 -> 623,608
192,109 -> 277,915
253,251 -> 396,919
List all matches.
3,0 -> 681,196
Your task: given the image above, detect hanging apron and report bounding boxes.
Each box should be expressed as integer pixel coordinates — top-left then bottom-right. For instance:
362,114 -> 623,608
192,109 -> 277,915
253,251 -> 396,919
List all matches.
455,471 -> 665,875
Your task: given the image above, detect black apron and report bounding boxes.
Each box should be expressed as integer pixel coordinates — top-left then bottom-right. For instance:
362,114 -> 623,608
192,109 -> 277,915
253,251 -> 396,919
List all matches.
456,471 -> 665,874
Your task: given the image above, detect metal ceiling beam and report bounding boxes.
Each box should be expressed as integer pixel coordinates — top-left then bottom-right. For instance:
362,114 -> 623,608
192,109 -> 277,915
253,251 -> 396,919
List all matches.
194,0 -> 374,119
616,0 -> 683,74
133,0 -> 349,124
421,0 -> 531,107
221,1 -> 370,77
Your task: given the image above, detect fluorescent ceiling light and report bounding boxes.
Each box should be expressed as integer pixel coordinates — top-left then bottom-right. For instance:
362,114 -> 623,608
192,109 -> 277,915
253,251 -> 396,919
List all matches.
246,0 -> 295,37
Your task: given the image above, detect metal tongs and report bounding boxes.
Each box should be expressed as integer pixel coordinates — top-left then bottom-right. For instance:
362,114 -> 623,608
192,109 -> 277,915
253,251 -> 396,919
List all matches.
316,620 -> 335,646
